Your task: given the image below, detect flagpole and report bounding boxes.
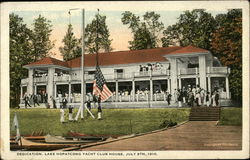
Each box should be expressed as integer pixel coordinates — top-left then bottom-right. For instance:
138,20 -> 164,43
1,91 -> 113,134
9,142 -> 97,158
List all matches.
96,8 -> 99,66
81,9 -> 86,116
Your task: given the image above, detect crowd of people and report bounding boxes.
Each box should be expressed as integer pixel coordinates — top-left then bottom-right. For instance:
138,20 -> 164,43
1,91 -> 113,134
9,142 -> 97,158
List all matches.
22,92 -> 48,108
173,85 -> 220,107
139,62 -> 165,73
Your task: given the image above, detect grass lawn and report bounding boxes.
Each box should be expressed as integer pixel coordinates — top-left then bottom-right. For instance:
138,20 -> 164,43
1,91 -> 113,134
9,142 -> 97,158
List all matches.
218,107 -> 242,126
10,108 -> 190,136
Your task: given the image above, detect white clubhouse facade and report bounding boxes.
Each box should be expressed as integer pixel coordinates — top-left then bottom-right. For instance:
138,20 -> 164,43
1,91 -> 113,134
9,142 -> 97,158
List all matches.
20,46 -> 231,107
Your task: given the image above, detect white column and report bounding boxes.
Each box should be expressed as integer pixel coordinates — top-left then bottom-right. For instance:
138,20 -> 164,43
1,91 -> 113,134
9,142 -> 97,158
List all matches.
34,84 -> 37,95
167,79 -> 170,93
68,83 -> 71,102
170,58 -> 178,96
196,77 -> 199,86
27,68 -> 34,95
132,80 -> 135,102
178,78 -> 182,89
225,76 -> 230,99
47,68 -> 55,101
20,85 -> 23,101
198,55 -> 207,89
54,83 -> 57,98
115,80 -> 118,102
150,79 -> 153,101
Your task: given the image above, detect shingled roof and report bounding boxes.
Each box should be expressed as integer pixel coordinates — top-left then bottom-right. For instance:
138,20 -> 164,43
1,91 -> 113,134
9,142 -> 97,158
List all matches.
24,46 -> 209,68
24,57 -> 69,68
168,45 -> 209,55
67,46 -> 183,68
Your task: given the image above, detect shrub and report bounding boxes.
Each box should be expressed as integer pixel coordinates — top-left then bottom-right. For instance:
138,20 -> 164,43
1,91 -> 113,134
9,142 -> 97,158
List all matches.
159,119 -> 177,129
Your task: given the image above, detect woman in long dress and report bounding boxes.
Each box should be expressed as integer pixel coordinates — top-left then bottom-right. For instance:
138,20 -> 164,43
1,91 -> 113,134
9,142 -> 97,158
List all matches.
212,91 -> 216,107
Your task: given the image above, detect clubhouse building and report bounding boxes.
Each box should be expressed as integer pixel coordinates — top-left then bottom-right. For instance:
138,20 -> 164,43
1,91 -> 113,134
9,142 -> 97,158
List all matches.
20,46 -> 231,107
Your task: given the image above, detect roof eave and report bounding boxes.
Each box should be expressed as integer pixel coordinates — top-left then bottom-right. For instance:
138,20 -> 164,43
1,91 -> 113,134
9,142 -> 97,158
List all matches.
164,51 -> 210,58
23,64 -> 70,70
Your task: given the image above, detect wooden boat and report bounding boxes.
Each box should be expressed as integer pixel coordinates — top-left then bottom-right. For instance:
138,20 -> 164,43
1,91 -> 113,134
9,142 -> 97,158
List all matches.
68,131 -> 119,139
10,137 -> 79,151
45,134 -> 98,144
11,136 -> 45,143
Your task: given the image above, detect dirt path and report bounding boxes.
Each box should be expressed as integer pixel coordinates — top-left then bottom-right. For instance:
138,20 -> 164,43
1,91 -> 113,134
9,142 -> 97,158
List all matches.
80,121 -> 242,150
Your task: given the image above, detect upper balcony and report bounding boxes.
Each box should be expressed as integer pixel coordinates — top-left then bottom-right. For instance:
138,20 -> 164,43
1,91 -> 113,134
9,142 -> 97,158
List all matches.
179,67 -> 230,76
208,67 -> 230,74
21,67 -> 230,85
34,76 -> 47,83
179,68 -> 198,75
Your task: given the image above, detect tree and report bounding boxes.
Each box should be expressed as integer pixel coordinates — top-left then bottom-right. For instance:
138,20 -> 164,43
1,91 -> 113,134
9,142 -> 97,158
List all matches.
85,14 -> 113,53
211,9 -> 242,102
59,24 -> 81,61
129,23 -> 156,50
161,9 -> 216,50
32,15 -> 54,61
121,11 -> 164,50
9,13 -> 33,107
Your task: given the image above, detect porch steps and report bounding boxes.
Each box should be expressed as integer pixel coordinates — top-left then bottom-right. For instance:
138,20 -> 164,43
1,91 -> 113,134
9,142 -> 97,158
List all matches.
189,107 -> 221,121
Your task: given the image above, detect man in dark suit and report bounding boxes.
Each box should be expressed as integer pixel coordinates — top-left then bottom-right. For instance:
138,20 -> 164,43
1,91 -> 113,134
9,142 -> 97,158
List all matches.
44,92 -> 48,103
33,94 -> 40,107
24,93 -> 31,108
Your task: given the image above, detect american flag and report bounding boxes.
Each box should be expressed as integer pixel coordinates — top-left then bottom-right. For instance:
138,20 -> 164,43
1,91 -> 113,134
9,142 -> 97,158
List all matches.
93,65 -> 113,102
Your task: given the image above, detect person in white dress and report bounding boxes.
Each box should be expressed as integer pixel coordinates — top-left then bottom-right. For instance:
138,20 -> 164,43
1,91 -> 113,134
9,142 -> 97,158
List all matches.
212,91 -> 216,107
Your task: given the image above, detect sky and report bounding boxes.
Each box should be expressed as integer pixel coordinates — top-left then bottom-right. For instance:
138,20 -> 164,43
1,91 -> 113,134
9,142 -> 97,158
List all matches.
13,8 -> 228,60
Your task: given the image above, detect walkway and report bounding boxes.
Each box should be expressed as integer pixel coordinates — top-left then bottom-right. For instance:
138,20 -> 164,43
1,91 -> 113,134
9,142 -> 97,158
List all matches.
80,121 -> 242,150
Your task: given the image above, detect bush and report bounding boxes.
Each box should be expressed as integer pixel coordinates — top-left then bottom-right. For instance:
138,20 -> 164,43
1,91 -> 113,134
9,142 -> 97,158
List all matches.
159,119 -> 177,129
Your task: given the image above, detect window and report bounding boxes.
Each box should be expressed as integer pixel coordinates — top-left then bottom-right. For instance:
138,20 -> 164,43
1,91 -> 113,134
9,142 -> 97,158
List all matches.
88,71 -> 96,75
115,69 -> 123,73
115,69 -> 124,79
